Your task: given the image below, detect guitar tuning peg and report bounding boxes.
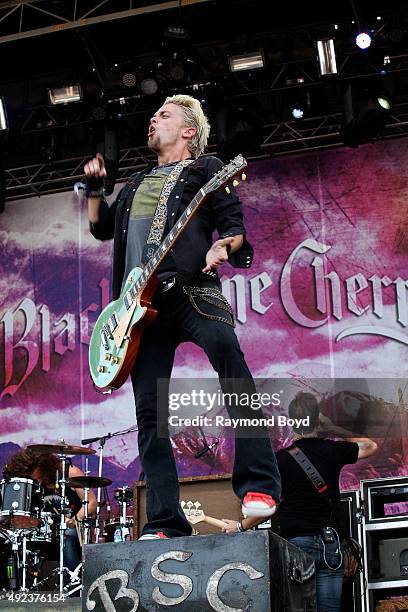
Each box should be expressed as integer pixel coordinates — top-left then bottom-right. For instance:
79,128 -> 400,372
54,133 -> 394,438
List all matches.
180,501 -> 186,508
241,173 -> 247,181
225,186 -> 230,194
232,179 -> 239,187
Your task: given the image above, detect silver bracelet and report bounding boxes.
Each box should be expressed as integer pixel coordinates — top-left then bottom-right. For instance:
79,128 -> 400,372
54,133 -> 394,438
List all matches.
237,521 -> 245,532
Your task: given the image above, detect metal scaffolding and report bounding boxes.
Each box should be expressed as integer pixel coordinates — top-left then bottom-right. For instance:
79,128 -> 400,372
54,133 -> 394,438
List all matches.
2,2 -> 408,201
5,103 -> 408,201
0,0 -> 210,44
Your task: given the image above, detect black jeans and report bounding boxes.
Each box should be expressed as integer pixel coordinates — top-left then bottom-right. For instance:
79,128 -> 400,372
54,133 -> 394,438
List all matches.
131,279 -> 281,537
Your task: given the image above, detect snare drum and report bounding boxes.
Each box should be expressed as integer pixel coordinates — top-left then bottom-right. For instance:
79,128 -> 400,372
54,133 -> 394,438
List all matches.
0,478 -> 42,529
104,517 -> 134,542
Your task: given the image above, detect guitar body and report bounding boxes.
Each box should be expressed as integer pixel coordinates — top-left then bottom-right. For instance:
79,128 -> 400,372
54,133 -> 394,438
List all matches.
89,267 -> 157,391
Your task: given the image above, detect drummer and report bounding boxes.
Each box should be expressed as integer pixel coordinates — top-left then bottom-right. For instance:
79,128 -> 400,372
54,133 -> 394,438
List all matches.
3,447 -> 97,572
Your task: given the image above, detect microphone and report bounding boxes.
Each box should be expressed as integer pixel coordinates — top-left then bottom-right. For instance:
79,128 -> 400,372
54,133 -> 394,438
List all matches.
103,157 -> 119,196
103,125 -> 119,196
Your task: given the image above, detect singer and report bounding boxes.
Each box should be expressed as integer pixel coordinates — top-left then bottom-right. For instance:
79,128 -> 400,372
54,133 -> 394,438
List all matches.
84,95 -> 281,539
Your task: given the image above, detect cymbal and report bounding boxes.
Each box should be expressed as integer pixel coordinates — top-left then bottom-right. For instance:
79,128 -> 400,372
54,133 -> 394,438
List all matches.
27,443 -> 96,456
66,476 -> 112,489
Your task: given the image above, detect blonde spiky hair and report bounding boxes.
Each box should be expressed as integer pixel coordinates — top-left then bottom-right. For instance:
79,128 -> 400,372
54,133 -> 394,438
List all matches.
164,94 -> 210,158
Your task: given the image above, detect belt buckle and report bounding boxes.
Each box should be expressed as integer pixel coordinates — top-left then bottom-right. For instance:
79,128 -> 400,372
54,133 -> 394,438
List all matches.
160,276 -> 176,293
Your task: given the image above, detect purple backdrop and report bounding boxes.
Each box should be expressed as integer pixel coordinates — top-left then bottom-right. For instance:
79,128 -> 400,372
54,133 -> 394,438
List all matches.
1,139 -> 407,500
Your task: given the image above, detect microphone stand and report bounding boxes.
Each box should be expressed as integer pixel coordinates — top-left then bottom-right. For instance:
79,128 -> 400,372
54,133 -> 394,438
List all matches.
194,426 -> 219,459
81,424 -> 138,543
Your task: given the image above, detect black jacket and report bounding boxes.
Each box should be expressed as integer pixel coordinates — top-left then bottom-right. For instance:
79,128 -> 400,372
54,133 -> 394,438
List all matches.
90,155 -> 254,300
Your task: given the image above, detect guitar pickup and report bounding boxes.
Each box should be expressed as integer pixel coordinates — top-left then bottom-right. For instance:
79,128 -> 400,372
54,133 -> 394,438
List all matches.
108,313 -> 118,333
103,323 -> 114,340
124,292 -> 133,310
101,330 -> 110,350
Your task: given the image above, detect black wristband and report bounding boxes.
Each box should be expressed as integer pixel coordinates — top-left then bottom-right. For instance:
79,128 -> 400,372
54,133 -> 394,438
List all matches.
85,175 -> 104,198
85,185 -> 105,198
226,244 -> 232,256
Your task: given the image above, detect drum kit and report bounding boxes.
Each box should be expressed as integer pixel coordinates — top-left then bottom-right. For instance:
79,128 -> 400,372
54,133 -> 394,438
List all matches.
0,440 -> 135,597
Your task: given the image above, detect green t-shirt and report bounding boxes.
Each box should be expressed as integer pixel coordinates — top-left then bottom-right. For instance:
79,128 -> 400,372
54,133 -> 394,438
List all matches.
122,163 -> 177,288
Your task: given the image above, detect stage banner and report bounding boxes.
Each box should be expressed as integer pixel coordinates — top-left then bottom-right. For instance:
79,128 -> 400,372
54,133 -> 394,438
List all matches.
1,139 -> 407,492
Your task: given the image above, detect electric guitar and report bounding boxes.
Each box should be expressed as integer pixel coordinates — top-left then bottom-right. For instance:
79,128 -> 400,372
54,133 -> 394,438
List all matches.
89,154 -> 247,391
181,500 -> 227,531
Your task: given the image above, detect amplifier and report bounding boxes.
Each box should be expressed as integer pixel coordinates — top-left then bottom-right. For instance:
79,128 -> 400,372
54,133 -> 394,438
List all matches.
133,474 -> 241,538
379,537 -> 408,578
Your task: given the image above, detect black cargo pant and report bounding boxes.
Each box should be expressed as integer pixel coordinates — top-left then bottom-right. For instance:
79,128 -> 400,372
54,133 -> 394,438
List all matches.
131,276 -> 281,537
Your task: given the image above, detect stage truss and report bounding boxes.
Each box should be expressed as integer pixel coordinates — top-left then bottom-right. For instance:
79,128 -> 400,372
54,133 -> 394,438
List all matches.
5,103 -> 408,201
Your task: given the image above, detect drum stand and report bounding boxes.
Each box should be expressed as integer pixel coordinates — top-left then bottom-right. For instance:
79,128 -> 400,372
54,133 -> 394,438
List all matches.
56,450 -> 69,595
5,529 -> 25,591
117,486 -> 133,541
81,424 -> 137,543
56,449 -> 81,597
94,436 -> 107,544
81,486 -> 92,546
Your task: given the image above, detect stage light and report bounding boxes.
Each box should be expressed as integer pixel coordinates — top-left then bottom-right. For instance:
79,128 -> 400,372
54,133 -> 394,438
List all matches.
140,77 -> 159,96
170,64 -> 185,81
48,85 -> 83,105
229,51 -> 264,72
380,56 -> 390,76
0,98 -> 8,131
164,25 -> 188,39
292,107 -> 304,120
285,76 -> 305,86
342,84 -> 392,147
377,96 -> 391,110
355,33 -> 371,50
122,73 -> 137,88
91,106 -> 107,121
317,39 -> 338,76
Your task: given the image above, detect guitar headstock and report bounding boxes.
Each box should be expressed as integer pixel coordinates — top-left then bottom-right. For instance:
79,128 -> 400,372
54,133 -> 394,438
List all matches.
181,500 -> 206,525
204,154 -> 247,196
183,509 -> 206,525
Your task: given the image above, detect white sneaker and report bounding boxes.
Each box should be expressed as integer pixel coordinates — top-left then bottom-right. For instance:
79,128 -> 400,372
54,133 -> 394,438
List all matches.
242,492 -> 278,518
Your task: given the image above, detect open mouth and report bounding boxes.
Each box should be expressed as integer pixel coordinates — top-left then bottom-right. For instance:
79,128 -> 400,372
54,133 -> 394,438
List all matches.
148,128 -> 155,137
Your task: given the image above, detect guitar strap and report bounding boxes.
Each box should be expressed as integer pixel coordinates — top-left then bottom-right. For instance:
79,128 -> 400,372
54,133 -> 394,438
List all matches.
141,159 -> 194,265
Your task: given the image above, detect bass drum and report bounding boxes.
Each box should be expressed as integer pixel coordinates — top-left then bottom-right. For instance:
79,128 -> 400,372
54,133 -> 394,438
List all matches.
104,517 -> 134,542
